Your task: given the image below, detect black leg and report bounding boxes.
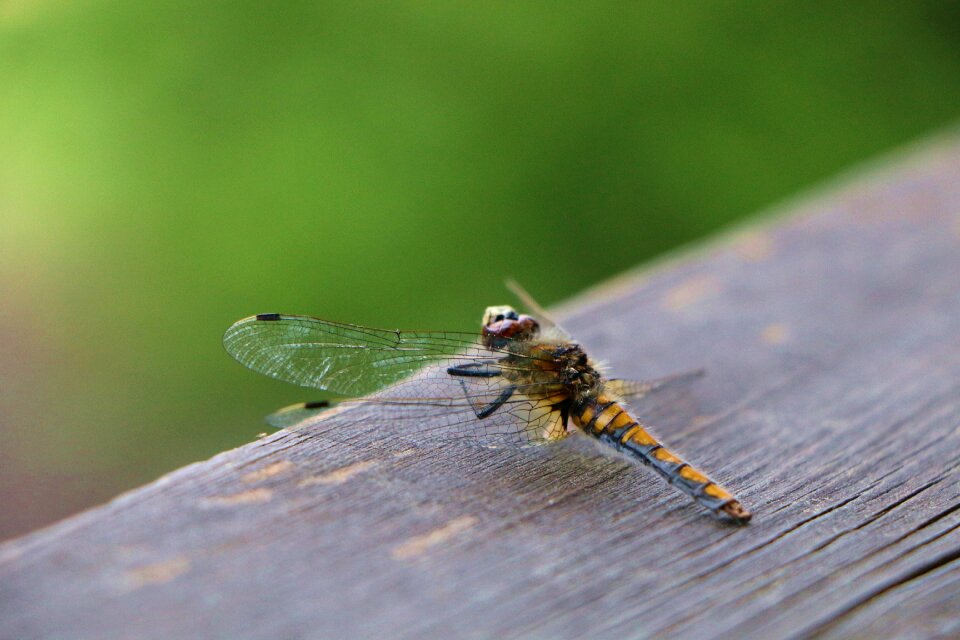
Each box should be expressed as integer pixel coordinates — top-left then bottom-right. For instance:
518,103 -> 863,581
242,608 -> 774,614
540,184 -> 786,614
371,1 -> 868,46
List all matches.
447,362 -> 502,378
466,383 -> 516,419
558,401 -> 571,429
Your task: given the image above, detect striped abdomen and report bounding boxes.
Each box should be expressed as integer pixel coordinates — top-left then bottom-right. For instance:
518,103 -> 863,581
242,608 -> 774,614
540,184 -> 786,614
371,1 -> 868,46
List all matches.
572,394 -> 750,522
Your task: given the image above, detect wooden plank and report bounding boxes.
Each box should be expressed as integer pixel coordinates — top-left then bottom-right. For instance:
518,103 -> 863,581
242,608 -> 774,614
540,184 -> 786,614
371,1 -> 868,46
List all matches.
3,134 -> 960,639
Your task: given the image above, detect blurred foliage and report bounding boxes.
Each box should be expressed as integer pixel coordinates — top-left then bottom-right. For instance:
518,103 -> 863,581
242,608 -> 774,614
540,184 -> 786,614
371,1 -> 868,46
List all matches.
2,1 -> 960,538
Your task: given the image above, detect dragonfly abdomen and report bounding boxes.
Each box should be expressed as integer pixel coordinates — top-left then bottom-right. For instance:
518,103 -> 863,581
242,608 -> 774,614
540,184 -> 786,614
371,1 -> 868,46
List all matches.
572,395 -> 751,523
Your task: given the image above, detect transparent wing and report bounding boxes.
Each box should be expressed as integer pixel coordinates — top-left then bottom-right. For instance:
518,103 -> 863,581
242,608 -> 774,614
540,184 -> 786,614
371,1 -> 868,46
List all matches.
265,368 -> 570,447
344,372 -> 570,447
606,369 -> 705,401
223,313 -> 539,397
225,313 -> 567,446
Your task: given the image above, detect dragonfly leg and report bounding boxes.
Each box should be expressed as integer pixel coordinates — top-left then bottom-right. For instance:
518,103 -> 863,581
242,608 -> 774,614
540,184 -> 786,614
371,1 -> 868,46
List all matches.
558,400 -> 571,429
447,362 -> 502,378
460,382 -> 517,419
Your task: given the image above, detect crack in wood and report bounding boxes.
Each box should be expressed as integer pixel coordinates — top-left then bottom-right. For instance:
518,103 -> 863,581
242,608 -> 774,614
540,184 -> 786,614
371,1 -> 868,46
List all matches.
796,544 -> 960,639
807,477 -> 947,554
653,490 -> 876,636
676,491 -> 868,590
716,492 -> 960,639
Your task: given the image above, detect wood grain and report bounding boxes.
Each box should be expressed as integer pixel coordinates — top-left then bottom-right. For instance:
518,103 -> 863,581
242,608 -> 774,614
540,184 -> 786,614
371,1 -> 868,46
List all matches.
3,134 -> 960,639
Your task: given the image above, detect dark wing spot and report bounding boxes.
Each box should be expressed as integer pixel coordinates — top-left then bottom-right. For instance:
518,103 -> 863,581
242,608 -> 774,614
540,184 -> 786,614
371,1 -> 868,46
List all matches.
303,401 -> 330,409
255,313 -> 283,321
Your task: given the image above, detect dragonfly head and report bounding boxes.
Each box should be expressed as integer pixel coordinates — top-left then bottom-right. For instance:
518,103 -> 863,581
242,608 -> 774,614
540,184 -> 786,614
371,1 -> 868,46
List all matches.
482,305 -> 540,343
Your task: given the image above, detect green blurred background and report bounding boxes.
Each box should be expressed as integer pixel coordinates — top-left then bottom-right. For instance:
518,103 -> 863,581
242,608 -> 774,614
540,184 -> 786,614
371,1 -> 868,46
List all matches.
2,1 -> 960,540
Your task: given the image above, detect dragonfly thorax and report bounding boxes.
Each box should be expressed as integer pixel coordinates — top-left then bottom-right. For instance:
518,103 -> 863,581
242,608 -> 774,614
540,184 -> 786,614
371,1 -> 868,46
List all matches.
499,339 -> 604,408
552,343 -> 604,404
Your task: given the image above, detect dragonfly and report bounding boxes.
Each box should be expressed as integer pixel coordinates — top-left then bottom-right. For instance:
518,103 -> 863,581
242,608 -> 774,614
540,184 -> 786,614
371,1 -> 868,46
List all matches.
223,303 -> 751,523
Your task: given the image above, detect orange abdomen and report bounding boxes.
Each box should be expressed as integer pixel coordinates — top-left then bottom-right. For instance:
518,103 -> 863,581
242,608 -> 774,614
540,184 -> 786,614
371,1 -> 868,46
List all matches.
572,395 -> 750,522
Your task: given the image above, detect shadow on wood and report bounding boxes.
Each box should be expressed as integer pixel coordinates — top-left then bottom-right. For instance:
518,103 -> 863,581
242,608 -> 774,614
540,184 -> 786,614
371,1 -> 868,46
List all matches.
3,133 -> 960,639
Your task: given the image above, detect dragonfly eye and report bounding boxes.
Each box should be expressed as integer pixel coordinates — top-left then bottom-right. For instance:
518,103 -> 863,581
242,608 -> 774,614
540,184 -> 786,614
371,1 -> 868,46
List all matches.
482,313 -> 540,342
482,305 -> 520,328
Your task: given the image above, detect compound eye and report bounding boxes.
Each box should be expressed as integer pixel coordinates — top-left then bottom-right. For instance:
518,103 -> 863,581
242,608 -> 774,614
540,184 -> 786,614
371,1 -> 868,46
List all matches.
504,309 -> 519,320
494,314 -> 505,322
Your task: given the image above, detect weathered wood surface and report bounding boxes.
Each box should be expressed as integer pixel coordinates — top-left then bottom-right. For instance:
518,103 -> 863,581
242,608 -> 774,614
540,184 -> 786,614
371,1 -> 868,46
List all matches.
4,136 -> 960,640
